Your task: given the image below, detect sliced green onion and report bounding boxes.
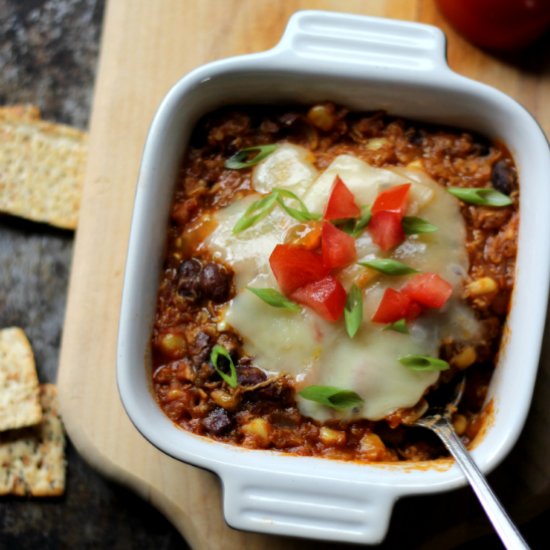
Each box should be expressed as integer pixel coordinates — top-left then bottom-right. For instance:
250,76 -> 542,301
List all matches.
351,205 -> 372,237
402,216 -> 438,235
447,187 -> 512,207
399,354 -> 449,372
299,385 -> 364,410
339,205 -> 371,237
384,319 -> 409,334
358,258 -> 418,276
247,287 -> 300,312
233,188 -> 322,233
210,345 -> 238,388
274,188 -> 322,223
225,144 -> 278,169
232,192 -> 278,234
344,284 -> 363,338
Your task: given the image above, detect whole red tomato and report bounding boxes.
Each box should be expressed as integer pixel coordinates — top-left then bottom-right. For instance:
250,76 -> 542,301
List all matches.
436,0 -> 550,50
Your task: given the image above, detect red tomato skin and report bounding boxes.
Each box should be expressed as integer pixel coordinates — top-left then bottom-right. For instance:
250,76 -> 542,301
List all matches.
371,184 -> 411,217
437,0 -> 550,51
403,273 -> 453,309
372,288 -> 412,323
405,300 -> 424,322
291,276 -> 347,322
368,211 -> 405,251
324,176 -> 361,220
321,221 -> 357,270
269,244 -> 329,295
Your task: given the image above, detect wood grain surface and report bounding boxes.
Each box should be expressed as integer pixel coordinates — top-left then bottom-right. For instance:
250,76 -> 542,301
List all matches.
57,1 -> 550,548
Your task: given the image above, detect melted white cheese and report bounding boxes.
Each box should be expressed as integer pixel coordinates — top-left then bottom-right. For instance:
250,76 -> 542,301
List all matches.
206,146 -> 481,421
253,143 -> 318,196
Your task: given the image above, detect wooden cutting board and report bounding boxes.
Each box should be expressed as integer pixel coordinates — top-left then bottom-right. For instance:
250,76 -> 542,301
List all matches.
58,1 -> 550,548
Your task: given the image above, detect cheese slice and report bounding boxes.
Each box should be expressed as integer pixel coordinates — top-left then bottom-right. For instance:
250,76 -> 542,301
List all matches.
207,195 -> 292,289
253,143 -> 318,196
207,146 -> 480,421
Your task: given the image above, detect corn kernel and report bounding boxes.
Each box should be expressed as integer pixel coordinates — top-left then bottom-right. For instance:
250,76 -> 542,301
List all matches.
453,414 -> 468,436
319,427 -> 346,446
407,159 -> 423,169
359,433 -> 387,460
466,277 -> 498,296
307,105 -> 336,131
365,137 -> 388,150
210,389 -> 239,410
451,346 -> 477,369
242,418 -> 271,447
165,389 -> 184,402
159,332 -> 186,357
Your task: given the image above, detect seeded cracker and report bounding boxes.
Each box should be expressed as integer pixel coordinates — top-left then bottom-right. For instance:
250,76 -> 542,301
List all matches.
0,327 -> 42,432
0,384 -> 65,496
0,107 -> 87,229
0,104 -> 41,122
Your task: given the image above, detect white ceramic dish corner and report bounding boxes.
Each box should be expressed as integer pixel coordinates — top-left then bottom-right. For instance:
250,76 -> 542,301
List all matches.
117,11 -> 550,545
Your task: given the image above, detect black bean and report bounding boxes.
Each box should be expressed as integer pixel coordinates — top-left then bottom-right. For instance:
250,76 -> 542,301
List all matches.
199,262 -> 232,303
491,160 -> 516,195
190,330 -> 213,366
202,407 -> 232,435
237,365 -> 267,386
177,258 -> 202,299
472,139 -> 490,157
409,128 -> 425,147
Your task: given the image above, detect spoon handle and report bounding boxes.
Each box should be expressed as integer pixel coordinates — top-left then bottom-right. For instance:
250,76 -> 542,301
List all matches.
431,418 -> 530,550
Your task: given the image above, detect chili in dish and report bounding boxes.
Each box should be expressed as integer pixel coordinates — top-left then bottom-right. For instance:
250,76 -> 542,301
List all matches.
150,103 -> 518,462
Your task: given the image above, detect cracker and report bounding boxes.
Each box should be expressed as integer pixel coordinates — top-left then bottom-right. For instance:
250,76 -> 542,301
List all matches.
0,327 -> 42,432
0,113 -> 87,229
0,384 -> 66,496
0,104 -> 41,122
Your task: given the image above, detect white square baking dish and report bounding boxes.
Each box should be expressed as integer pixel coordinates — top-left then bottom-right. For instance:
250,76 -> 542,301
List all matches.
117,11 -> 550,545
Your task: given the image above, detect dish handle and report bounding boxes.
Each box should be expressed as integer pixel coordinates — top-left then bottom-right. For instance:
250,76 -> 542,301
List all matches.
220,465 -> 396,544
273,10 -> 449,73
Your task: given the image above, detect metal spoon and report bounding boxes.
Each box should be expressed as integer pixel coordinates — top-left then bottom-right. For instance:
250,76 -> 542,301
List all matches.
407,377 -> 530,550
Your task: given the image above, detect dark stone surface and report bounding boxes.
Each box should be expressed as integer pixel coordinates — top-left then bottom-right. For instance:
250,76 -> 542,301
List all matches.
0,1 -> 185,548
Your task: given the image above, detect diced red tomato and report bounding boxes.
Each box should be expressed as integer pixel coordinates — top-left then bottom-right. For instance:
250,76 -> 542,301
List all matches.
368,184 -> 411,251
321,221 -> 357,270
324,176 -> 361,220
403,273 -> 453,309
371,288 -> 412,324
368,211 -> 405,251
371,184 -> 411,217
269,244 -> 329,295
405,300 -> 424,322
291,276 -> 346,322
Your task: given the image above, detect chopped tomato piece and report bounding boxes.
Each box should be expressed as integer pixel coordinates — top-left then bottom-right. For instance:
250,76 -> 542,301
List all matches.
403,273 -> 453,309
368,211 -> 405,251
291,276 -> 346,322
372,288 -> 412,324
405,300 -> 424,321
321,221 -> 357,269
368,183 -> 410,251
269,244 -> 329,295
371,183 -> 411,217
324,176 -> 361,220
